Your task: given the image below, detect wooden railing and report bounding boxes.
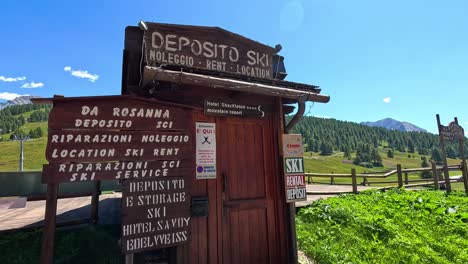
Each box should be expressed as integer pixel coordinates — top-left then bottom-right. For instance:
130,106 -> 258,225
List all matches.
304,162 -> 466,194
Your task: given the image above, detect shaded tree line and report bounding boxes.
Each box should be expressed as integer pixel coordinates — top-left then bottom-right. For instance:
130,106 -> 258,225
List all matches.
0,104 -> 50,135
8,127 -> 44,140
291,116 -> 468,161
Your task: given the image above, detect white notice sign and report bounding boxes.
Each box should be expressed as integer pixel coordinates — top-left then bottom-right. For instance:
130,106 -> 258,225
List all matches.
196,122 -> 216,179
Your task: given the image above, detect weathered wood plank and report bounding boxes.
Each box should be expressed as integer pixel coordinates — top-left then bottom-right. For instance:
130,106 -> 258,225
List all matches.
143,22 -> 276,79
48,96 -> 191,131
40,183 -> 58,264
43,160 -> 193,183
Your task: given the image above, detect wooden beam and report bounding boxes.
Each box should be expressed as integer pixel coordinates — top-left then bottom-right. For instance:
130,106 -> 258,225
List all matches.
144,67 -> 330,103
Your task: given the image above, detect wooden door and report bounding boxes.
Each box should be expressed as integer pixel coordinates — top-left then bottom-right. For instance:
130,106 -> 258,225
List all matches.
219,116 -> 284,264
178,108 -> 287,264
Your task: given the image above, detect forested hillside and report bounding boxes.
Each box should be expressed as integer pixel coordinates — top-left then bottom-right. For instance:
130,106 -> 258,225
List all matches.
0,104 -> 51,140
291,116 -> 467,160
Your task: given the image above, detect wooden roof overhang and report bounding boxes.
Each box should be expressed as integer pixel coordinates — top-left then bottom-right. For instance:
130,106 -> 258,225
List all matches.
143,66 -> 330,104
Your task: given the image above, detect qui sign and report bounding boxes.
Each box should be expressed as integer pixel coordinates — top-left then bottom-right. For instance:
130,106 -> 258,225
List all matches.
196,122 -> 216,179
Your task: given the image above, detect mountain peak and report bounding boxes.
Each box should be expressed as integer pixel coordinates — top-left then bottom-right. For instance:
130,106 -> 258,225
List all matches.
361,118 -> 427,132
0,95 -> 41,110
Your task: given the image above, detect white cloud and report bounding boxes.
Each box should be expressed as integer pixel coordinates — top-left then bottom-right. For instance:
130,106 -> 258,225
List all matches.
0,76 -> 26,82
64,66 -> 99,82
383,97 -> 391,103
0,92 -> 30,100
21,82 -> 44,88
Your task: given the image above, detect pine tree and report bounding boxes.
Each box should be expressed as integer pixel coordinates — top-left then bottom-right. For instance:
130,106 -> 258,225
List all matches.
446,145 -> 457,159
371,148 -> 383,167
407,139 -> 415,153
420,156 -> 432,179
387,149 -> 394,158
320,141 -> 333,156
431,148 -> 443,164
343,145 -> 352,159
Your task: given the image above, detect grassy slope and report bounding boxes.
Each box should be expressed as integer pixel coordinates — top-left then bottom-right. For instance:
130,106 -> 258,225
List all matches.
296,189 -> 468,264
304,147 -> 464,187
305,147 -> 461,174
0,122 -> 48,171
13,110 -> 39,119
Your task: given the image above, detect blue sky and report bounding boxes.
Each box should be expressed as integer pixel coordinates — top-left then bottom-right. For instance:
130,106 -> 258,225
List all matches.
0,0 -> 467,133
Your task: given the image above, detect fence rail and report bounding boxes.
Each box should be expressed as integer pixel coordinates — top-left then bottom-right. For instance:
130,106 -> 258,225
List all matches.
305,163 -> 466,194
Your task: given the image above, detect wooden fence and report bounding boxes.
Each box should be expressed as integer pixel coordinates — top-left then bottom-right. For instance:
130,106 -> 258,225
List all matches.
304,162 -> 466,194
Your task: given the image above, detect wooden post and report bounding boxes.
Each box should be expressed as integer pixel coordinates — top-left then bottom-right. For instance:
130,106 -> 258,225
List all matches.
351,168 -> 357,194
125,254 -> 134,264
397,164 -> 403,188
40,183 -> 59,264
90,180 -> 101,225
404,168 -> 408,185
436,114 -> 452,193
287,204 -> 298,264
460,161 -> 468,194
431,162 -> 439,190
458,148 -> 468,194
278,97 -> 298,264
454,118 -> 468,194
168,247 -> 178,264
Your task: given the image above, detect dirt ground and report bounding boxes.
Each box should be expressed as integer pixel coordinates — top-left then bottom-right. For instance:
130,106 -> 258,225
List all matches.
298,250 -> 317,264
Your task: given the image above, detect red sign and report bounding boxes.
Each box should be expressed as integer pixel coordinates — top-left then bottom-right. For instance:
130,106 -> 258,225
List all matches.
282,134 -> 306,203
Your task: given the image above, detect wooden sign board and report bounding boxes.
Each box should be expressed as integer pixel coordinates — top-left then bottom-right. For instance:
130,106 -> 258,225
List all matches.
440,121 -> 464,142
42,160 -> 192,183
204,99 -> 266,118
143,22 -> 277,79
120,177 -> 191,254
48,96 -> 190,131
46,143 -> 192,163
42,95 -> 194,257
282,134 -> 306,203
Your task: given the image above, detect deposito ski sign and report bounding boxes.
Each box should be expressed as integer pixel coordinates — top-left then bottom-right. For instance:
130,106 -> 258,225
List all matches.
282,134 -> 306,203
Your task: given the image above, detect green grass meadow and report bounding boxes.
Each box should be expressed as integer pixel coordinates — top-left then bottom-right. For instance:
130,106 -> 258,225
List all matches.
297,189 -> 468,264
304,148 -> 464,187
0,122 -> 48,171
